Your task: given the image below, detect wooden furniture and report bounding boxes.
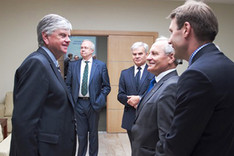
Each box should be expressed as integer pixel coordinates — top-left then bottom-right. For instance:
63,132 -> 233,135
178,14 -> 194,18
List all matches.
0,118 -> 7,139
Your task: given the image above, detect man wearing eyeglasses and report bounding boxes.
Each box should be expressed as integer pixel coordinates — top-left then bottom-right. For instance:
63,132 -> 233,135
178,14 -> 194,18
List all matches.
66,40 -> 111,156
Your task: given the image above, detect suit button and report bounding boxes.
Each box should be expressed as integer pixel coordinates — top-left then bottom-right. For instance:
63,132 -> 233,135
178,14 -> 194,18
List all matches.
72,118 -> 77,123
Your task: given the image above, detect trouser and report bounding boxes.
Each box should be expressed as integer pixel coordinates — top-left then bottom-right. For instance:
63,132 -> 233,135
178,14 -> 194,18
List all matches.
76,98 -> 100,156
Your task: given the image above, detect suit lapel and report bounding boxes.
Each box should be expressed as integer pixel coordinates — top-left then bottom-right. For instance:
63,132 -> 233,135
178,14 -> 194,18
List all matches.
138,65 -> 148,92
135,70 -> 178,119
136,81 -> 163,117
141,70 -> 177,105
76,60 -> 82,86
89,59 -> 97,85
38,48 -> 75,108
73,60 -> 81,103
38,48 -> 63,82
128,66 -> 138,91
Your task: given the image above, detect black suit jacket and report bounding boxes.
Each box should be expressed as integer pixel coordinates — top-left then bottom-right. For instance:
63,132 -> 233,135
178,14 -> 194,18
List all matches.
10,47 -> 76,156
163,43 -> 234,156
132,70 -> 178,156
117,65 -> 154,130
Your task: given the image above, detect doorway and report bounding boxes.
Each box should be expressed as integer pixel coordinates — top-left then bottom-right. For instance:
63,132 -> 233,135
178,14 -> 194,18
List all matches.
59,30 -> 158,132
96,36 -> 108,131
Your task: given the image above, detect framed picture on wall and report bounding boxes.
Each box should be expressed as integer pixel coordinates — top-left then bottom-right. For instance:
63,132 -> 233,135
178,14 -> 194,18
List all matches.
66,36 -> 96,60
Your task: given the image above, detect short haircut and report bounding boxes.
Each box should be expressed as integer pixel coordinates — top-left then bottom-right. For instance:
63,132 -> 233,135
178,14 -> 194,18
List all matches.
168,0 -> 218,42
68,53 -> 73,57
82,40 -> 95,51
37,14 -> 72,47
154,36 -> 182,65
155,36 -> 174,55
131,42 -> 149,54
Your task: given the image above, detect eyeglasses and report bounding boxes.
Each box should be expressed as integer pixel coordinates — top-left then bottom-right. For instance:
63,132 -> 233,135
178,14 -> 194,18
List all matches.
80,46 -> 91,50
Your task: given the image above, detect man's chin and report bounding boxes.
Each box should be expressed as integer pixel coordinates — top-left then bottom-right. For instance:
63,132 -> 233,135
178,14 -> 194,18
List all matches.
147,67 -> 153,72
61,49 -> 68,54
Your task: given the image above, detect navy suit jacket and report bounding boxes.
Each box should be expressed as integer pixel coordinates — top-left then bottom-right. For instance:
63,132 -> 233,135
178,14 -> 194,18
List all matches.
10,47 -> 76,156
163,43 -> 234,156
66,59 -> 111,112
117,65 -> 154,130
132,70 -> 178,156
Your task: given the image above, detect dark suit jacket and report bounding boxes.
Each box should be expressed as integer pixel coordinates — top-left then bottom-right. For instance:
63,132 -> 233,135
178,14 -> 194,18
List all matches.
10,47 -> 76,156
163,43 -> 234,156
117,65 -> 154,130
131,70 -> 178,156
66,59 -> 111,112
64,57 -> 70,77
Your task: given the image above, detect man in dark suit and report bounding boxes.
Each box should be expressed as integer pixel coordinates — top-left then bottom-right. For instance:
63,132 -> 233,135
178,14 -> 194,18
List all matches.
160,1 -> 234,156
10,14 -> 76,156
64,53 -> 73,80
117,42 -> 154,149
66,40 -> 111,156
131,37 -> 179,156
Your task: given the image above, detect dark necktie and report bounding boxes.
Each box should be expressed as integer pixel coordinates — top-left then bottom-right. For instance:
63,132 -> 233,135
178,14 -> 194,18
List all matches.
146,78 -> 156,93
135,66 -> 141,91
81,61 -> 89,96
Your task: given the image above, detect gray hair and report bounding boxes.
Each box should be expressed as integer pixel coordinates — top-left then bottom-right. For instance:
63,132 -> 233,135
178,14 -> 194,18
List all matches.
131,42 -> 149,54
155,36 -> 174,55
82,39 -> 95,51
155,36 -> 182,65
37,14 -> 72,47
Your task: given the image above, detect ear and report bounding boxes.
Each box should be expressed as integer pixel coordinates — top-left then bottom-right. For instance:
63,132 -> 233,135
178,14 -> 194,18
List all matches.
183,21 -> 192,38
168,53 -> 175,64
42,32 -> 49,45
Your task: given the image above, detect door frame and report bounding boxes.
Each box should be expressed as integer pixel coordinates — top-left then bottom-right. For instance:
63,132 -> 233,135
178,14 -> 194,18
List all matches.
64,30 -> 158,132
71,30 -> 158,38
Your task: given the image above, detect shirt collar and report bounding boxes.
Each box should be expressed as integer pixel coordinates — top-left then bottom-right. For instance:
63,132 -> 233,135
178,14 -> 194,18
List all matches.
155,68 -> 176,83
134,63 -> 146,71
189,43 -> 212,65
41,46 -> 59,67
82,57 -> 93,64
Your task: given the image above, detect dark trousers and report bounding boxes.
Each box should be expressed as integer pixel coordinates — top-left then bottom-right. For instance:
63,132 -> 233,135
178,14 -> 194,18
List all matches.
76,99 -> 100,156
127,130 -> 133,149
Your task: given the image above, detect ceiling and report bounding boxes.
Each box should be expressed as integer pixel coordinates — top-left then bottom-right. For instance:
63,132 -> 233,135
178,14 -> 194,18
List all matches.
170,0 -> 234,4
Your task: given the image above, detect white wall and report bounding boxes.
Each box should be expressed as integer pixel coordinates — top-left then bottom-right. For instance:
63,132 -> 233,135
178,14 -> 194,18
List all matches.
0,0 -> 234,102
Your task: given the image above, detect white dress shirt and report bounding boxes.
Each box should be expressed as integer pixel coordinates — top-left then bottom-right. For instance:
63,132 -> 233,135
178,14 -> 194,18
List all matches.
79,57 -> 93,97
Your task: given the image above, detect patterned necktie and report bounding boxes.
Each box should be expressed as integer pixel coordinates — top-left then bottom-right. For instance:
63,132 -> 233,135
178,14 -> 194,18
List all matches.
57,65 -> 61,73
81,61 -> 89,96
135,66 -> 141,91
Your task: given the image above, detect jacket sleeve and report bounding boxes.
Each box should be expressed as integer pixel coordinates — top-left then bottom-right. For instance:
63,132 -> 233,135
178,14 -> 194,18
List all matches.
12,58 -> 48,156
100,63 -> 111,96
117,71 -> 128,106
94,63 -> 111,110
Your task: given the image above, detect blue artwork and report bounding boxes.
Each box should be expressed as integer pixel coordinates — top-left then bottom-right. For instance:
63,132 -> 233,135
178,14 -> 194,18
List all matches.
65,36 -> 96,59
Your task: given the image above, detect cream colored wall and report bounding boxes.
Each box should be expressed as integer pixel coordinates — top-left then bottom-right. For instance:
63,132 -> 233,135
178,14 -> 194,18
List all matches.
0,0 -> 234,102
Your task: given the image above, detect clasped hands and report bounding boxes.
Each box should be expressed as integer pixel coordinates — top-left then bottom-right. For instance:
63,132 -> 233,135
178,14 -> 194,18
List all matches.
127,95 -> 140,109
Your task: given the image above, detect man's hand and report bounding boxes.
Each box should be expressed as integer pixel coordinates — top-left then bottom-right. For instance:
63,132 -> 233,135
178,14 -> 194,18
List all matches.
127,95 -> 140,109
